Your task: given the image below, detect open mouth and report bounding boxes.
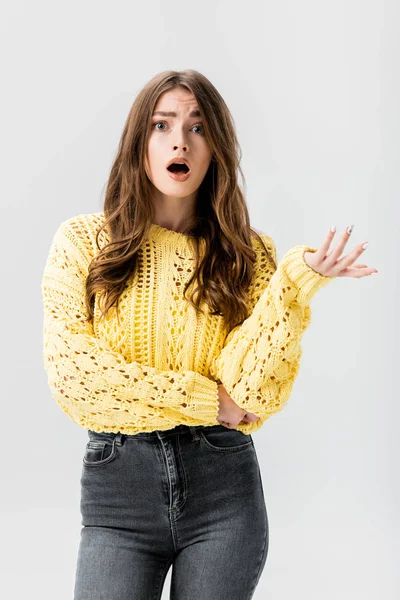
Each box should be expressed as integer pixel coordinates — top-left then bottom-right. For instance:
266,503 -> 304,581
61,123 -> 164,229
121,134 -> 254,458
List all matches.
167,163 -> 190,174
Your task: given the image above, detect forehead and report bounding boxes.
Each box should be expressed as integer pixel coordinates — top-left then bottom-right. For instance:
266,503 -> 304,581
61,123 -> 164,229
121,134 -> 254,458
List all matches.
153,88 -> 200,116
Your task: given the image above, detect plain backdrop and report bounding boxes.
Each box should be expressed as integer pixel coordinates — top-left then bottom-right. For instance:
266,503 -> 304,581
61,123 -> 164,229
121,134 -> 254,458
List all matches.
1,0 -> 398,598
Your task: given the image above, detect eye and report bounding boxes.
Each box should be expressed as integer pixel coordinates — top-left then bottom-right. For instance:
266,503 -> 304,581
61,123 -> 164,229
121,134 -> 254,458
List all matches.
191,124 -> 205,135
151,121 -> 205,135
152,121 -> 167,131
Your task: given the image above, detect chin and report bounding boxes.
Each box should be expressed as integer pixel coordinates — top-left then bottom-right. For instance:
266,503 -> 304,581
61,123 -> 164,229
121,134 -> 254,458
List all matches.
158,183 -> 197,197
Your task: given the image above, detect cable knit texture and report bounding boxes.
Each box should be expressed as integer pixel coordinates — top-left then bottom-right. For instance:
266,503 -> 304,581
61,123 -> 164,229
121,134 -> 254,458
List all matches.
41,212 -> 334,435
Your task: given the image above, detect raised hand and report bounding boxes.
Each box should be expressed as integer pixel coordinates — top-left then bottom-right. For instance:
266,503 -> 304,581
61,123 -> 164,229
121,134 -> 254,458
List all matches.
217,224 -> 379,429
304,224 -> 379,278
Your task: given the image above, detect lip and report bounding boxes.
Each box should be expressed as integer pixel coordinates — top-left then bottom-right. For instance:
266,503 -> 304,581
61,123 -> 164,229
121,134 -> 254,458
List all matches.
166,156 -> 192,182
166,156 -> 191,170
167,170 -> 192,182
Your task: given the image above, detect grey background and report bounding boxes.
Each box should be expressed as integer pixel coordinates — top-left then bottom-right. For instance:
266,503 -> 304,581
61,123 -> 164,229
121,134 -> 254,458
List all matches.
1,0 -> 397,598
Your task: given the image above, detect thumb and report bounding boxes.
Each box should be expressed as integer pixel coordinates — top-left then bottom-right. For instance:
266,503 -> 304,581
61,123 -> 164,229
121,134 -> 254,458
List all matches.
242,411 -> 260,423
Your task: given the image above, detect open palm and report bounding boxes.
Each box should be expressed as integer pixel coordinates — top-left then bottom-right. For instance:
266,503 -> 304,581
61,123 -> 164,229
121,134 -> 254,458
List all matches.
304,224 -> 379,278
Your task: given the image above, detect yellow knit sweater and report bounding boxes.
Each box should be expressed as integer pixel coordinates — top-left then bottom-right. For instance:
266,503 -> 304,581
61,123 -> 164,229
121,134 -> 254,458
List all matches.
41,212 -> 334,435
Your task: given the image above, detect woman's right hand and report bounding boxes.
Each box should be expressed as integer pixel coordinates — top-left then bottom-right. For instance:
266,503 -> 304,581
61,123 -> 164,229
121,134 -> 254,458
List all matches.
217,383 -> 260,428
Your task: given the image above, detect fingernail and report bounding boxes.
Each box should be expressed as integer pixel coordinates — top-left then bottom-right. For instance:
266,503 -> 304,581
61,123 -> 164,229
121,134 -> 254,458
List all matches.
362,242 -> 369,250
371,271 -> 379,275
347,224 -> 354,235
330,224 -> 336,232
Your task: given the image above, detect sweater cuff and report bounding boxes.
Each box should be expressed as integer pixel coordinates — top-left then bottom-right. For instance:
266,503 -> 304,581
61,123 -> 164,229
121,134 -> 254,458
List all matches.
191,372 -> 220,421
280,244 -> 335,305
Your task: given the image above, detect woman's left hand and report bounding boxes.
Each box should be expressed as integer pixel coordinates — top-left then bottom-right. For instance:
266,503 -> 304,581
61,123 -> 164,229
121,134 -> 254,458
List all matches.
304,224 -> 379,278
240,411 -> 260,423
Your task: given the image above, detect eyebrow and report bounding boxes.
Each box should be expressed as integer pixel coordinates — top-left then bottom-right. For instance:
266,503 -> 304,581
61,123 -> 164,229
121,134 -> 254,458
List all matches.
152,109 -> 201,117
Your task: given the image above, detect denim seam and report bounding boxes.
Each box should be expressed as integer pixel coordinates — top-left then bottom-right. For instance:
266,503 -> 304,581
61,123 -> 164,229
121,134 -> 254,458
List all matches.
173,434 -> 188,511
245,526 -> 268,600
246,465 -> 269,599
82,438 -> 118,467
199,431 -> 253,452
152,558 -> 173,600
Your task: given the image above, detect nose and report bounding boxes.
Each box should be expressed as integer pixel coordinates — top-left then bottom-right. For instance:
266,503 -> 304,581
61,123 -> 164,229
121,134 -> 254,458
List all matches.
172,126 -> 189,152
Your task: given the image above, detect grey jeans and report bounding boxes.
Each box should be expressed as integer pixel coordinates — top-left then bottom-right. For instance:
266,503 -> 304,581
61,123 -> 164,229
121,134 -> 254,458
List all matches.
74,423 -> 269,599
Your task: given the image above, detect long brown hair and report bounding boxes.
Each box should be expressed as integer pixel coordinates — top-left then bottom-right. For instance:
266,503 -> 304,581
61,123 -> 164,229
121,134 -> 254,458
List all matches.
85,69 -> 277,333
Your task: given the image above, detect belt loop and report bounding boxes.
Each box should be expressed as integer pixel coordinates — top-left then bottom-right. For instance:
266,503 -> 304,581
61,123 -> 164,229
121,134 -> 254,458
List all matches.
189,426 -> 201,441
115,432 -> 124,446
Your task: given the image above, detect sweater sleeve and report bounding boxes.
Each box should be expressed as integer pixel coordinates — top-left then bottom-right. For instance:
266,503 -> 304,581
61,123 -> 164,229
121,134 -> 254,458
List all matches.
209,236 -> 335,423
41,221 -> 220,432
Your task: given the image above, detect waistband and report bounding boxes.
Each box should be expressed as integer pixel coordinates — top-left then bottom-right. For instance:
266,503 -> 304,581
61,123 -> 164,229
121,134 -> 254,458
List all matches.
87,423 -> 215,444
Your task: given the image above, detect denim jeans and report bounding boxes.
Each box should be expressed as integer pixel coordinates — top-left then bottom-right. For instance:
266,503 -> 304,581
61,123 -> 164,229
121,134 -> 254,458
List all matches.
74,423 -> 269,599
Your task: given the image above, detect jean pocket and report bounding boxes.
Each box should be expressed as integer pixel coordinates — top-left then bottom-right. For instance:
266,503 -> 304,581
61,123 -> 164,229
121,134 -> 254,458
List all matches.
200,425 -> 253,452
83,433 -> 118,467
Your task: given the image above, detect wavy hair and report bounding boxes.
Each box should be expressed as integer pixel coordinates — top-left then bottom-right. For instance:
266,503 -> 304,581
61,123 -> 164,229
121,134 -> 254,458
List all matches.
85,69 -> 277,333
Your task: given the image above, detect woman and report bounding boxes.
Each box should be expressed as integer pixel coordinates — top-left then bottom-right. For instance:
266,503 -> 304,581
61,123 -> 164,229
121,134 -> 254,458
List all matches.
41,69 -> 378,599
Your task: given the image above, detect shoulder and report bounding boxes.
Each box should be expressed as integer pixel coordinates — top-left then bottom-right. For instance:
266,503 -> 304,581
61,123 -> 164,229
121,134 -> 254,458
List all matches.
250,227 -> 274,245
251,228 -> 277,265
57,211 -> 105,234
51,211 -> 108,260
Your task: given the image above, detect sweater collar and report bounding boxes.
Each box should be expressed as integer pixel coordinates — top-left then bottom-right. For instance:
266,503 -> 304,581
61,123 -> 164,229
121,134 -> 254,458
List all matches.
148,222 -> 205,244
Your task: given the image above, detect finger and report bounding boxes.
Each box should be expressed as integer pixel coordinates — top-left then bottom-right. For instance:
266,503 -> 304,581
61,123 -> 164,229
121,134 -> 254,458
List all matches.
325,224 -> 355,266
313,225 -> 338,261
333,241 -> 371,273
337,266 -> 378,278
244,412 -> 259,422
336,261 -> 368,268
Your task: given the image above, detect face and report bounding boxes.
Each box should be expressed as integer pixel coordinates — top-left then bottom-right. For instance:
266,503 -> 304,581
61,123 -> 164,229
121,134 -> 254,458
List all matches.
145,87 -> 212,201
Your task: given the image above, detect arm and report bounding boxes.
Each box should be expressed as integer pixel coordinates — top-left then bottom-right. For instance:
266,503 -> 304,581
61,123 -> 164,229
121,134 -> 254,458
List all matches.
41,221 -> 219,432
209,236 -> 334,423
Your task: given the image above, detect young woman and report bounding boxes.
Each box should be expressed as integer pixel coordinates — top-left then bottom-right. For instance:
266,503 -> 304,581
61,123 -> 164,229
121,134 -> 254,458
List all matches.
41,69 -> 378,600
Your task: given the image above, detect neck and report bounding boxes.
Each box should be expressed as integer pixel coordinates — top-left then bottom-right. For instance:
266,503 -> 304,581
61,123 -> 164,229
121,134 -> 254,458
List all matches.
150,189 -> 197,233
